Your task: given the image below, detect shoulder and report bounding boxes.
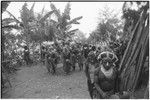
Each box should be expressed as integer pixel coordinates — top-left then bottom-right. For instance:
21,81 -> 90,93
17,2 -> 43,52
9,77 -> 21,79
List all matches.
113,67 -> 118,73
94,67 -> 100,75
112,67 -> 119,77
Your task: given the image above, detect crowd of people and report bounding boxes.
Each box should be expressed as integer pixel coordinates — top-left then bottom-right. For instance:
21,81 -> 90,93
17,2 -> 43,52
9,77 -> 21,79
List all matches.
23,40 -> 129,99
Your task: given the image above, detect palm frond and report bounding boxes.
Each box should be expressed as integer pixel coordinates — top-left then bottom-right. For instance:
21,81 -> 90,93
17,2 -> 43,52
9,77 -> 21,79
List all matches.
50,3 -> 57,10
49,19 -> 60,29
63,2 -> 71,20
6,10 -> 21,24
41,5 -> 45,15
49,19 -> 58,24
67,16 -> 82,25
2,18 -> 17,25
37,14 -> 42,20
30,2 -> 35,12
68,32 -> 75,36
50,3 -> 61,20
68,29 -> 78,34
20,3 -> 30,25
39,10 -> 55,24
2,25 -> 21,30
29,2 -> 35,19
66,25 -> 72,31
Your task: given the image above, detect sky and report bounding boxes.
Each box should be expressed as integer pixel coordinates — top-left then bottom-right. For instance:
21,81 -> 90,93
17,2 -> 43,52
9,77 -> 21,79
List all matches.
2,2 -> 124,38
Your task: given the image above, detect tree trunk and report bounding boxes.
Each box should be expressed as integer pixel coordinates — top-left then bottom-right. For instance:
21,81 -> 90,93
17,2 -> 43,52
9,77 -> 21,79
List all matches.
144,84 -> 149,99
119,7 -> 149,92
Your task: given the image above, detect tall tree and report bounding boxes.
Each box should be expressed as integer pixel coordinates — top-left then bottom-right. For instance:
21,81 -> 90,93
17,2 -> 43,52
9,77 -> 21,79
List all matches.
87,5 -> 123,45
50,2 -> 82,43
2,2 -> 56,62
2,1 -> 21,61
72,30 -> 86,44
18,2 -> 55,48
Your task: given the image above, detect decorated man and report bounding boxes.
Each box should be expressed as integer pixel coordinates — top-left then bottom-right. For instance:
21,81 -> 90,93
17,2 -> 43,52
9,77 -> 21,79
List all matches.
92,51 -> 130,99
92,51 -> 118,98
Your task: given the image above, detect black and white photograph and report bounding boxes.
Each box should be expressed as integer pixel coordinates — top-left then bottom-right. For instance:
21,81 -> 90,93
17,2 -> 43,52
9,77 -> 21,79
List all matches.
1,1 -> 149,99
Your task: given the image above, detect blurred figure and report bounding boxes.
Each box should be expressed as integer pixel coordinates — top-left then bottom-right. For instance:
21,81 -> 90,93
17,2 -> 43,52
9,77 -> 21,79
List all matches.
23,46 -> 31,66
70,45 -> 77,71
83,44 -> 90,60
62,44 -> 71,74
88,46 -> 97,64
50,48 -> 58,74
41,46 -> 46,65
76,44 -> 84,71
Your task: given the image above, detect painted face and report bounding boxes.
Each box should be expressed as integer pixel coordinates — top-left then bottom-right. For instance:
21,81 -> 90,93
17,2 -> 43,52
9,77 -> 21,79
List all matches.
102,59 -> 113,70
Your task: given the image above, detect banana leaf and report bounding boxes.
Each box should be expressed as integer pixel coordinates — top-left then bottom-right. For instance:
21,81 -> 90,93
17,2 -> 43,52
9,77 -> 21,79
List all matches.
67,16 -> 82,25
6,10 -> 21,24
2,25 -> 21,30
50,3 -> 61,21
63,2 -> 71,20
2,18 -> 17,25
39,10 -> 55,24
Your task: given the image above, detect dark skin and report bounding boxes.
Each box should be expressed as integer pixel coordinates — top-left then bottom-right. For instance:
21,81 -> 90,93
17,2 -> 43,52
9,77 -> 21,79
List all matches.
94,67 -> 109,98
94,61 -> 116,99
102,59 -> 115,70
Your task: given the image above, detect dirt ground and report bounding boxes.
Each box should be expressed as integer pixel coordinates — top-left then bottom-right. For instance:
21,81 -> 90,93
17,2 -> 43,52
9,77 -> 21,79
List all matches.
2,63 -> 91,99
2,63 -> 147,99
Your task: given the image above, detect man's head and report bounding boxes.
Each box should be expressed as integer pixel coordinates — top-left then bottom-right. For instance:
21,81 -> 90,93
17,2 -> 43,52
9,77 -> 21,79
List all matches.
98,47 -> 101,51
101,58 -> 114,70
24,46 -> 28,50
97,51 -> 118,70
92,46 -> 96,51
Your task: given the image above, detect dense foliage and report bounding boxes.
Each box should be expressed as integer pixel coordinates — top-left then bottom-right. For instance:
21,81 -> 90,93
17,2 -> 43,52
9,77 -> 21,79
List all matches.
87,6 -> 124,46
